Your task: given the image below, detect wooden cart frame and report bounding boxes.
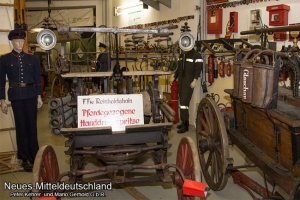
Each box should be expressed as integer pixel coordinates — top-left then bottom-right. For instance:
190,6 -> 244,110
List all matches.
31,25 -> 207,200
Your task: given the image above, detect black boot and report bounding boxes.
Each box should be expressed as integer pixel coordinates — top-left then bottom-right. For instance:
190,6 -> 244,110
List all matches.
177,120 -> 189,134
22,159 -> 33,172
176,121 -> 184,129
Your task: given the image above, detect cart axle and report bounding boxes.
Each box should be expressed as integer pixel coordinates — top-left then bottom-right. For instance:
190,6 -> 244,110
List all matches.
199,138 -> 221,152
231,169 -> 274,199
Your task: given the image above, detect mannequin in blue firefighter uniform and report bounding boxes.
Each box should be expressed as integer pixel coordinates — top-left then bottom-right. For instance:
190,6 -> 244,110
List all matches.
174,48 -> 203,133
0,29 -> 43,172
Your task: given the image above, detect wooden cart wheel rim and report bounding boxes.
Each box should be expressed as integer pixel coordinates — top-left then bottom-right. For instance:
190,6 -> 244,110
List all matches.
51,76 -> 65,98
176,136 -> 201,200
196,97 -> 229,191
32,145 -> 60,197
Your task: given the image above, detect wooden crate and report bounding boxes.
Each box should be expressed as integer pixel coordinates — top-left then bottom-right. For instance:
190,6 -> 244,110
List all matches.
0,151 -> 23,174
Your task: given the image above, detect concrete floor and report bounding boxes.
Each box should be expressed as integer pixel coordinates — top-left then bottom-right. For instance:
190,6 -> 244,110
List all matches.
0,87 -> 274,200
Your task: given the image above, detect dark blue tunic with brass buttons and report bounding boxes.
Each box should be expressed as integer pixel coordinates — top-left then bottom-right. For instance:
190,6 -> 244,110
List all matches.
0,50 -> 42,100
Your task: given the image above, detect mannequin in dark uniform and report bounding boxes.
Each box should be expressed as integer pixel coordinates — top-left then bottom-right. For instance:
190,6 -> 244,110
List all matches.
93,42 -> 109,92
0,29 -> 43,172
174,48 -> 203,133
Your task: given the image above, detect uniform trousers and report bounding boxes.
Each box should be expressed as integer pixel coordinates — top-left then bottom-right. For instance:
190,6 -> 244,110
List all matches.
11,98 -> 39,161
178,84 -> 194,121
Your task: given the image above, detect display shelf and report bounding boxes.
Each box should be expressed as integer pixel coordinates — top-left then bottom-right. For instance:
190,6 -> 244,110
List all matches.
123,70 -> 172,76
61,72 -> 113,78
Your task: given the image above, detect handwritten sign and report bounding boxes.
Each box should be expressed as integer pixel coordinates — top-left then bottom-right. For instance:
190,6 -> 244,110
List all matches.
77,94 -> 144,131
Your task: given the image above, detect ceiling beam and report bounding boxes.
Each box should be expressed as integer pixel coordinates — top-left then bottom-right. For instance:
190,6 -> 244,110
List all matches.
158,0 -> 171,8
140,0 -> 160,11
26,5 -> 95,11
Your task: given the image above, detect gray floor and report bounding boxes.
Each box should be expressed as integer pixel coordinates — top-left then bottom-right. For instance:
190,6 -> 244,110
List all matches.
0,87 -> 273,200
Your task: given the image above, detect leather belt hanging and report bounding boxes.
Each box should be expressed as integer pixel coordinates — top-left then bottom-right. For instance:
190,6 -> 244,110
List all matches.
9,82 -> 34,87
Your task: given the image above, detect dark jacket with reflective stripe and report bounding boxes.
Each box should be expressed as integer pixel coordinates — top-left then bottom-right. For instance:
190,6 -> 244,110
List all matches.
174,49 -> 203,81
0,50 -> 42,101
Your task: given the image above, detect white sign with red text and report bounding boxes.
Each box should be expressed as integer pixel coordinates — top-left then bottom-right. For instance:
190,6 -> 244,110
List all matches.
77,94 -> 144,131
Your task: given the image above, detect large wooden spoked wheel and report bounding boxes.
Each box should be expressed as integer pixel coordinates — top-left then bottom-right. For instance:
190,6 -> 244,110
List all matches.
175,136 -> 201,200
32,145 -> 60,198
196,97 -> 229,191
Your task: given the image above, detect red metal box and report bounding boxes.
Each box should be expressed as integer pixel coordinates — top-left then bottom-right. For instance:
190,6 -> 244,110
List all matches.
266,4 -> 290,26
207,8 -> 223,34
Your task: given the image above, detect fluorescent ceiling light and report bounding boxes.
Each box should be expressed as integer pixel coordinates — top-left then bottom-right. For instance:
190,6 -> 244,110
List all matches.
114,2 -> 143,16
30,28 -> 44,33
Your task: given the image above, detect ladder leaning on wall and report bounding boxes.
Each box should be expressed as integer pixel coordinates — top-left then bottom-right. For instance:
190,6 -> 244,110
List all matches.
0,0 -> 24,174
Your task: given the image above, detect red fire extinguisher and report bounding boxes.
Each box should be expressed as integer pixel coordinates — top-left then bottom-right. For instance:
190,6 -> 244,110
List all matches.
226,61 -> 232,77
169,80 -> 179,124
219,58 -> 225,77
208,55 -> 214,85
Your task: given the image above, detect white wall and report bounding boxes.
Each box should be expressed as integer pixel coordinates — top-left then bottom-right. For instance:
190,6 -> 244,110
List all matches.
110,0 -> 201,51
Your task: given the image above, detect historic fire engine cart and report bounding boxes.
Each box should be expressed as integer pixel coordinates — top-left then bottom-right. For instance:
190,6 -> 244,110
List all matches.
31,25 -> 208,200
196,25 -> 300,200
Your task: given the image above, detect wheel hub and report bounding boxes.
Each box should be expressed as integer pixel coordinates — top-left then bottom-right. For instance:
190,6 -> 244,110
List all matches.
199,135 -> 217,152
